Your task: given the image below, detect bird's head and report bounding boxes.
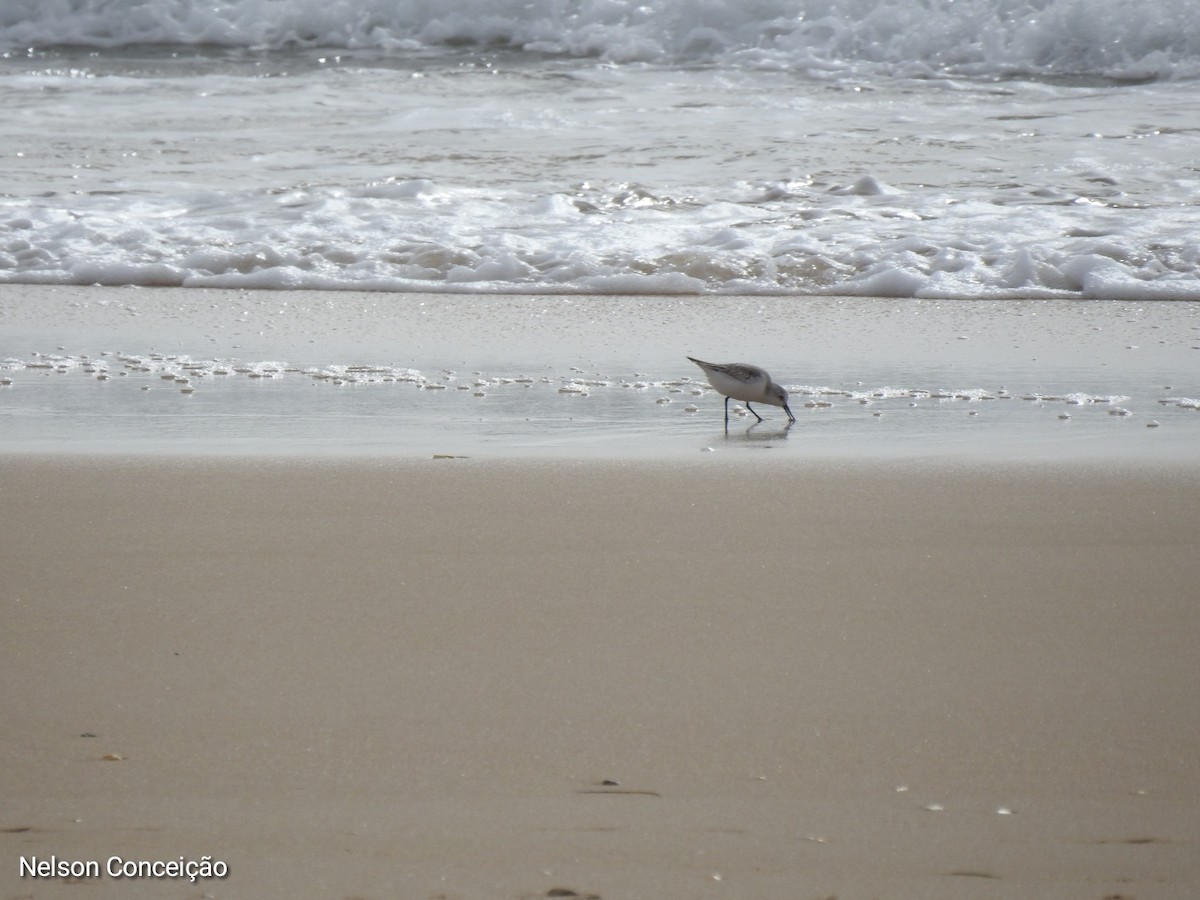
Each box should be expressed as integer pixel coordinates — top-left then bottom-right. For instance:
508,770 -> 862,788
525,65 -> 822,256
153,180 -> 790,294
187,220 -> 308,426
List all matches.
769,382 -> 796,423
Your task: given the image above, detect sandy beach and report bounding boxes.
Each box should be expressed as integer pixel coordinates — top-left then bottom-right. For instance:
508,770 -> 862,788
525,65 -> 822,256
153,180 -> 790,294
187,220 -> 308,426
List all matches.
5,0 -> 1200,888
2,286 -> 1200,899
2,456 -> 1199,899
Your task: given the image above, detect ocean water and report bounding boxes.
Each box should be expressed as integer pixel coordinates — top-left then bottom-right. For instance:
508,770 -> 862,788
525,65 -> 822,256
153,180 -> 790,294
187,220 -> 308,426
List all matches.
2,0 -> 1199,299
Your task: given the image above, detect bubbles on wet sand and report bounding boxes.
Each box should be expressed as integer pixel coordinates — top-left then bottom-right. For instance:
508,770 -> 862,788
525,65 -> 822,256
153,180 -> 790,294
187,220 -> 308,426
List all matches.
3,348 -> 1196,457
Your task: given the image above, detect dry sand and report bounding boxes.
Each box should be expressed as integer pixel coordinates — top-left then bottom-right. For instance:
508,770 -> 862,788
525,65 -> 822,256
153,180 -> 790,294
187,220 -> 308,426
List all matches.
3,455 -> 1199,899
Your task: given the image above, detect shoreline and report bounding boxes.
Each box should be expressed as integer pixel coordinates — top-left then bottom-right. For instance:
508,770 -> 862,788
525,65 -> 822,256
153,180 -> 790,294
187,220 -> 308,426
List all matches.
3,285 -> 1199,462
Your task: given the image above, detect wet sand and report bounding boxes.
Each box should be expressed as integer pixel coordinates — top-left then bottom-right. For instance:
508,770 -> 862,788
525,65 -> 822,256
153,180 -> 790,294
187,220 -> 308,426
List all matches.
2,285 -> 1199,898
3,456 -> 1199,899
3,285 -> 1200,460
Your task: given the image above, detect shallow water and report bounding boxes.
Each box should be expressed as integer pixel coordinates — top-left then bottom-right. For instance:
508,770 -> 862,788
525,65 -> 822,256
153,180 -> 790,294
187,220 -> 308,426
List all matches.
2,1 -> 1199,298
4,3 -> 1199,457
5,358 -> 1195,460
3,289 -> 1198,460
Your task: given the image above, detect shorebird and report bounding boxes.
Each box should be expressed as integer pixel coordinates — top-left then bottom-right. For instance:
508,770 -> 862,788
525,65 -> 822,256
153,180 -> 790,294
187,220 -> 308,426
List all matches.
687,356 -> 795,428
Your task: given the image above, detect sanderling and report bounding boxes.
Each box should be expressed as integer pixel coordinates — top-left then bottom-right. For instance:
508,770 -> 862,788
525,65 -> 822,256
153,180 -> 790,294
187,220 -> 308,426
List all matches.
687,356 -> 796,428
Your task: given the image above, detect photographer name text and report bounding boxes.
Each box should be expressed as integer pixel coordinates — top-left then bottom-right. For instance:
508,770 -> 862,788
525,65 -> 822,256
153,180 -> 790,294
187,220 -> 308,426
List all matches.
20,854 -> 228,883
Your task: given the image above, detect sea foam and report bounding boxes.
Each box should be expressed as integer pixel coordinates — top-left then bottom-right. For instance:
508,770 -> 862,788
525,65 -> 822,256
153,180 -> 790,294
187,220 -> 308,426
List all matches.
3,2 -> 1199,299
3,0 -> 1199,81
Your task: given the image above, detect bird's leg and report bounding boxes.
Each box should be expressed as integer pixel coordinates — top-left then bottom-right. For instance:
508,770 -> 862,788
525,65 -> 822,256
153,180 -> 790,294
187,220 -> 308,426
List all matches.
724,395 -> 730,432
745,401 -> 764,422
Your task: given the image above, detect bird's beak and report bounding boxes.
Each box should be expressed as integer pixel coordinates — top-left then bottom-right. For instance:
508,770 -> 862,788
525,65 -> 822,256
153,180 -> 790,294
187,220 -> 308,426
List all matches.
784,403 -> 795,423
